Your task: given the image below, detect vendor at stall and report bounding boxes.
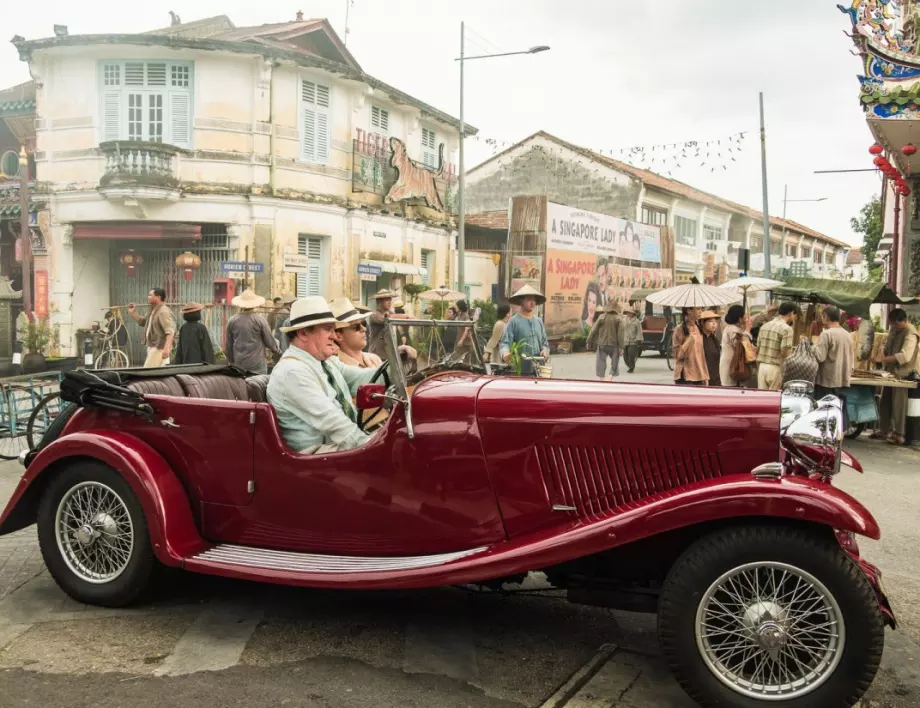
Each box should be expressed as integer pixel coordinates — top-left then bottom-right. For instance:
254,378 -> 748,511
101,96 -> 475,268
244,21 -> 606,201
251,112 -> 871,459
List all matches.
871,308 -> 920,445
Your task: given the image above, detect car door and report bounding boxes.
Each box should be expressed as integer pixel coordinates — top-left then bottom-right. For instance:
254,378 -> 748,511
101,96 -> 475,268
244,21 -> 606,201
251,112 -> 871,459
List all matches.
205,378 -> 506,557
141,396 -> 257,508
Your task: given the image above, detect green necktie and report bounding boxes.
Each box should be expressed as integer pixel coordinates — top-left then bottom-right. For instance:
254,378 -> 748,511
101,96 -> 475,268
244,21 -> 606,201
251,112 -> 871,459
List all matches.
321,360 -> 357,423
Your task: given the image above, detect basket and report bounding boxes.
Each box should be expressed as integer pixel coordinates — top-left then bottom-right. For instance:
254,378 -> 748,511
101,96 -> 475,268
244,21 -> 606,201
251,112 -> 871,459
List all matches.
535,364 -> 553,378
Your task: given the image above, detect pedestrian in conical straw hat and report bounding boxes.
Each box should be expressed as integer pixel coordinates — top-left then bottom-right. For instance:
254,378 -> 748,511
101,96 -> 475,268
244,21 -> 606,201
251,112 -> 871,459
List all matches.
231,289 -> 266,310
329,297 -> 370,329
508,284 -> 546,305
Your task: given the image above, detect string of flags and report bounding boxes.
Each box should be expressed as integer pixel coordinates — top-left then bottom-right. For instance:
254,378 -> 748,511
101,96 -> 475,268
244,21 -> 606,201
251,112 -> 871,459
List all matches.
469,130 -> 748,177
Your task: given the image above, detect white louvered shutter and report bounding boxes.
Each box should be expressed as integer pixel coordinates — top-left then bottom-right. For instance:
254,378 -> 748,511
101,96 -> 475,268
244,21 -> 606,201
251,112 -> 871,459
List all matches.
101,63 -> 122,142
170,92 -> 190,147
301,80 -> 331,163
296,237 -> 324,297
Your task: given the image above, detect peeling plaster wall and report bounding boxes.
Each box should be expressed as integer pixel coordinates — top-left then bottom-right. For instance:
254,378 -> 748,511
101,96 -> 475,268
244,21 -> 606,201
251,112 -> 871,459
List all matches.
465,144 -> 641,221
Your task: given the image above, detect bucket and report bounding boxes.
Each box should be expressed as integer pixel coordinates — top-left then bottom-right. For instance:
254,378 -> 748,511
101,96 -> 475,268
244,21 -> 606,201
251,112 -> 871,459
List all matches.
535,364 -> 553,378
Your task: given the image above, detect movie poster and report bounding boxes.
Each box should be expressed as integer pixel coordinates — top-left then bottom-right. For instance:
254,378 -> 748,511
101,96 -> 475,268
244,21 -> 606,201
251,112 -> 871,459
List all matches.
510,255 -> 543,294
544,249 -> 599,337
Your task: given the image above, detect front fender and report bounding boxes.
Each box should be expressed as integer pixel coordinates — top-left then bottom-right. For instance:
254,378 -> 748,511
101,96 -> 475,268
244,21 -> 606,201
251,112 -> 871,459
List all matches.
0,431 -> 207,566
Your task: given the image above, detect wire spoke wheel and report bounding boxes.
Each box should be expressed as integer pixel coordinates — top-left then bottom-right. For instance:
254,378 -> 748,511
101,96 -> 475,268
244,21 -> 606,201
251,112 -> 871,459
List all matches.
27,391 -> 64,450
54,481 -> 135,584
695,561 -> 845,700
0,431 -> 29,460
94,348 -> 130,370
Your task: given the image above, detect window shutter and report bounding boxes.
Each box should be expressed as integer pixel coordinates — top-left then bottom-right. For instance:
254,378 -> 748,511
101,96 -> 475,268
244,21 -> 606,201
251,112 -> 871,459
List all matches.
296,237 -> 323,297
316,112 -> 329,163
371,106 -> 388,132
301,80 -> 330,164
101,90 -> 121,142
420,250 -> 431,285
170,92 -> 191,147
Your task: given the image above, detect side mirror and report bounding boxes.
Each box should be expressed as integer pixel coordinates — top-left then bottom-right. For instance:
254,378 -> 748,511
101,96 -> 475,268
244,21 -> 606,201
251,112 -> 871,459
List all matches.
355,383 -> 387,410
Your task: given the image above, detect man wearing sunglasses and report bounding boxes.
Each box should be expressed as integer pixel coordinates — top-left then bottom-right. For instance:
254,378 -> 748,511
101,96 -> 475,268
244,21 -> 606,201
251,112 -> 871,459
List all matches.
331,298 -> 382,368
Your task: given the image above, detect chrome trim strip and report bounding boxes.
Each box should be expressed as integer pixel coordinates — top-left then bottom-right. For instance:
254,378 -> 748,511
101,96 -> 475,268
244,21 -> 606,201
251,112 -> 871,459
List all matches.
191,544 -> 489,574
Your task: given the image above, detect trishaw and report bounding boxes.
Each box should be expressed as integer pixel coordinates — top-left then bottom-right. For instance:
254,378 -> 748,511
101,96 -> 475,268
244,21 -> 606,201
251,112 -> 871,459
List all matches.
628,290 -> 675,371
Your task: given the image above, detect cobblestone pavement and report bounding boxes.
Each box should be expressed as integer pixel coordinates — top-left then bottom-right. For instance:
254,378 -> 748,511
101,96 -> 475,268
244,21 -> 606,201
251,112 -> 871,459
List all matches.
0,471 -> 45,602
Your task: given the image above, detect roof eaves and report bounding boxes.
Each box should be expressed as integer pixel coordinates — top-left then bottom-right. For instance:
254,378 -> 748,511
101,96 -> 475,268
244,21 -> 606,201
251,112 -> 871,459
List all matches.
12,34 -> 474,135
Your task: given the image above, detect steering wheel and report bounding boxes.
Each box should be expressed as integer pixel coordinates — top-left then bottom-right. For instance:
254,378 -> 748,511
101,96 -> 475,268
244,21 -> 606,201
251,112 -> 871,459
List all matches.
359,360 -> 391,432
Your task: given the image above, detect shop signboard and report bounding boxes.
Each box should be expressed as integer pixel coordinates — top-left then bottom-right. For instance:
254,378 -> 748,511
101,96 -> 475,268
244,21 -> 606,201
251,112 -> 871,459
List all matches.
282,253 -> 309,274
543,202 -> 670,338
34,269 -> 48,319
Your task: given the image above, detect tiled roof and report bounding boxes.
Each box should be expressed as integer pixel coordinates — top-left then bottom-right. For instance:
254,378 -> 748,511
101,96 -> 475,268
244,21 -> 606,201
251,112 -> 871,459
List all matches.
846,247 -> 864,265
143,15 -> 235,39
0,80 -> 36,116
469,131 -> 849,248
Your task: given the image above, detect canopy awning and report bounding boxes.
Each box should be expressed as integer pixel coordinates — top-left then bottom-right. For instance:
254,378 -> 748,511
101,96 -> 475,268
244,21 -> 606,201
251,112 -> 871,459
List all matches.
771,276 -> 918,317
359,258 -> 427,277
73,222 -> 202,240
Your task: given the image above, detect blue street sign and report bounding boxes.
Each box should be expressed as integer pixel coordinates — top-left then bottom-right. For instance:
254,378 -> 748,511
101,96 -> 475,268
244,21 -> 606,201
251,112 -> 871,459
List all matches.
357,263 -> 383,277
220,260 -> 264,273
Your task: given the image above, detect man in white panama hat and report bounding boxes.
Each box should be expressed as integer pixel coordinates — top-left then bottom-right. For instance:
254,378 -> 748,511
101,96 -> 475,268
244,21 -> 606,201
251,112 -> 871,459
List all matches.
267,296 -> 381,455
226,289 -> 279,375
367,289 -> 411,359
499,285 -> 550,376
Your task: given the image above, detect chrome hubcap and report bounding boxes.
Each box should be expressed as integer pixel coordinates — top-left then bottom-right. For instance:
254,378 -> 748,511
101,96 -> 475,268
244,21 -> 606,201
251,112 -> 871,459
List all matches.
55,481 -> 134,584
695,562 -> 845,699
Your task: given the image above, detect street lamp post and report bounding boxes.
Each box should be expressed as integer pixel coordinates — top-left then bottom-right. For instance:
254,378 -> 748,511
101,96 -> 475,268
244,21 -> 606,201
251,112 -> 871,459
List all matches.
456,23 -> 548,296
782,184 -> 827,219
18,147 -> 32,321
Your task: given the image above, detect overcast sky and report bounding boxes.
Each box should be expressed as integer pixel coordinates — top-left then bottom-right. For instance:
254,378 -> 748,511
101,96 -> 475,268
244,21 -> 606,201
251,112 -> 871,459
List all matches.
1,0 -> 878,246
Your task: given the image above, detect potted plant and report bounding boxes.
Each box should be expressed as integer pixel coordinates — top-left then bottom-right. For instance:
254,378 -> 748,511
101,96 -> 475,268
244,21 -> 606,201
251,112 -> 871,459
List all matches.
16,313 -> 51,374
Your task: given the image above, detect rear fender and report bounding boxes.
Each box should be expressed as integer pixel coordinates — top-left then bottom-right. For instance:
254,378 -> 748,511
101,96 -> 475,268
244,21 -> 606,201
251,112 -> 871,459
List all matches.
0,431 -> 207,566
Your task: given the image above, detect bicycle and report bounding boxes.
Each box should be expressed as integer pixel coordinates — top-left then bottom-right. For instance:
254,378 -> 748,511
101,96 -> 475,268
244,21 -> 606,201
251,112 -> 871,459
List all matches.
489,355 -> 552,378
94,308 -> 130,370
0,374 -> 63,460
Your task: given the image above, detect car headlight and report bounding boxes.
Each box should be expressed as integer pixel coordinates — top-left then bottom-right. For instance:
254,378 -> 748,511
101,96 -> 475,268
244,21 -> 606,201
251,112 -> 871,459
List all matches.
780,380 -> 816,431
783,396 -> 844,477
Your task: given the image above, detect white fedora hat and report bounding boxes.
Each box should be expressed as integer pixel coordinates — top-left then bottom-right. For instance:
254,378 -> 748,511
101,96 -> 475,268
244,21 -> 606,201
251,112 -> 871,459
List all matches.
231,289 -> 266,309
329,297 -> 370,329
280,296 -> 338,333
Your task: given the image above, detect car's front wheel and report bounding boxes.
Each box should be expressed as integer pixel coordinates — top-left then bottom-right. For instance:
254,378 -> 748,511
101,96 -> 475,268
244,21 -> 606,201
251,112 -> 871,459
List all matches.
658,525 -> 884,708
37,461 -> 156,607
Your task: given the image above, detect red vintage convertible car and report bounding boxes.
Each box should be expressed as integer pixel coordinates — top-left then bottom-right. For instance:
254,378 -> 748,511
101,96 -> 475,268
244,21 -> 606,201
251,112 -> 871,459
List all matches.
0,319 -> 895,707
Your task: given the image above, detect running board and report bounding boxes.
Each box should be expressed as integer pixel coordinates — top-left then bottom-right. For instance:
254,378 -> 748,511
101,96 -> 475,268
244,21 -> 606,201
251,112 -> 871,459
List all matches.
188,543 -> 489,575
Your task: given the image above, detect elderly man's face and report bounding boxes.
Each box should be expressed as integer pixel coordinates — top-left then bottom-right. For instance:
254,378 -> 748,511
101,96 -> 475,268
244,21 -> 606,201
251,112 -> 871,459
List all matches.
296,323 -> 339,361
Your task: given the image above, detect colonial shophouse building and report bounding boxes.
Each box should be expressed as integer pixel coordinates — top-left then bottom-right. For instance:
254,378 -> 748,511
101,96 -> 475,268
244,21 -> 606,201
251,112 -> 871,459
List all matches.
465,131 -> 849,314
4,13 -> 469,360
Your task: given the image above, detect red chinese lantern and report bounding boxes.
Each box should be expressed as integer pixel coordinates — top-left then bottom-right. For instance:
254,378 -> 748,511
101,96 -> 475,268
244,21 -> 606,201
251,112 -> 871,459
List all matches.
175,251 -> 201,282
903,144 -> 918,156
870,143 -> 884,155
119,250 -> 144,277
873,155 -> 887,167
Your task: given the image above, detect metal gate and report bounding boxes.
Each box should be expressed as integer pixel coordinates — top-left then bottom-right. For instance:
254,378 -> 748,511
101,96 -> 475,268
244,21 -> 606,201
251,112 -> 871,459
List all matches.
109,238 -> 231,365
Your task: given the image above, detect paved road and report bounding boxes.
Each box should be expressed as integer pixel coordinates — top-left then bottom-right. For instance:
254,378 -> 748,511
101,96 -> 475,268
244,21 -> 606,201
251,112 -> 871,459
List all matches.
1,355 -> 919,707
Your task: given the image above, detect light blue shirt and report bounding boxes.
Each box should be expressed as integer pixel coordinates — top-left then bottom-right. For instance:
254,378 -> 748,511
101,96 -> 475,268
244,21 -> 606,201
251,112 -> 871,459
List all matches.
267,345 -> 378,453
499,314 -> 549,359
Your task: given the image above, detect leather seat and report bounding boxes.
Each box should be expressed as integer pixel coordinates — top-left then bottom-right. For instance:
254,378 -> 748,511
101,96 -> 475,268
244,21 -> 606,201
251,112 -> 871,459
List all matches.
246,375 -> 270,403
127,378 -> 186,397
176,374 -> 248,401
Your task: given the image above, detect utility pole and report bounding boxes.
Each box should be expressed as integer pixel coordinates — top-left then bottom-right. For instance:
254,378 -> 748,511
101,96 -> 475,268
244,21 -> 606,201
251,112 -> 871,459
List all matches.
457,21 -> 466,297
759,93 -> 772,278
19,147 -> 32,321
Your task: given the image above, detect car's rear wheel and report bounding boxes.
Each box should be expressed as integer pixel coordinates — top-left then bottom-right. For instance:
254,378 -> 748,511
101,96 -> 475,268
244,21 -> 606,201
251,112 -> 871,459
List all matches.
37,461 -> 156,607
658,525 -> 884,707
